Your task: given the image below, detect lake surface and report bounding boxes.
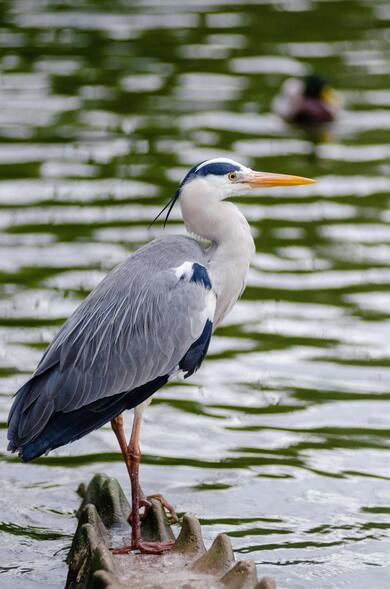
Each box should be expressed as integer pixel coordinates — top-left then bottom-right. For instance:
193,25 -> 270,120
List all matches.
1,1 -> 390,587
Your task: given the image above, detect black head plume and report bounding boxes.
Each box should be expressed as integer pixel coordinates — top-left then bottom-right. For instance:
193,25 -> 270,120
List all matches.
149,188 -> 180,228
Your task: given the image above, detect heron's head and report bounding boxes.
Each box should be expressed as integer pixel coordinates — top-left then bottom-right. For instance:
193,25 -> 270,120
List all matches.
152,157 -> 314,226
181,157 -> 315,199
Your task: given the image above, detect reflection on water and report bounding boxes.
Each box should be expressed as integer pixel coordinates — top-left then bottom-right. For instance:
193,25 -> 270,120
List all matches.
1,1 -> 390,588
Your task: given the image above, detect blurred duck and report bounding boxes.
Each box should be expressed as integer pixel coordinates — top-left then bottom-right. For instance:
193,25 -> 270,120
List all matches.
272,73 -> 338,127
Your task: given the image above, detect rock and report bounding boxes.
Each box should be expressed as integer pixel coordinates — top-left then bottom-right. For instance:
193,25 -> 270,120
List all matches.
66,473 -> 278,589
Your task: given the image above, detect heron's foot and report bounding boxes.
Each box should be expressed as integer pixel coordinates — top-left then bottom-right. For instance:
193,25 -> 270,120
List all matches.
136,539 -> 175,554
110,544 -> 133,555
146,494 -> 178,523
127,496 -> 152,526
111,539 -> 174,555
127,494 -> 178,525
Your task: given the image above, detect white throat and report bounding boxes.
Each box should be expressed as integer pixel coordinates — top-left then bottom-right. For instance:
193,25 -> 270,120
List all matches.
179,178 -> 255,325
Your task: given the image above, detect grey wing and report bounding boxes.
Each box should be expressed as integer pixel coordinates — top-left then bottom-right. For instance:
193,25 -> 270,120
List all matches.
52,262 -> 214,412
8,239 -> 215,451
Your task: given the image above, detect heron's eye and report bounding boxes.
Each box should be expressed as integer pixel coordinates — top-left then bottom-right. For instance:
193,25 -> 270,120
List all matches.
228,172 -> 237,182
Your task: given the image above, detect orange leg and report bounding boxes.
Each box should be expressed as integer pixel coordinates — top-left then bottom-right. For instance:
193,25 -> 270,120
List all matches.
111,415 -> 149,512
110,412 -> 175,554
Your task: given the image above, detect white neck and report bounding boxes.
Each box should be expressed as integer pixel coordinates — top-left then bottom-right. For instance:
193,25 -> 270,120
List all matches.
180,180 -> 255,325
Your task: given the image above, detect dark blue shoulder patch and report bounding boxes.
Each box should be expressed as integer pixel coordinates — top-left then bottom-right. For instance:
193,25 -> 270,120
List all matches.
190,263 -> 212,290
179,319 -> 213,378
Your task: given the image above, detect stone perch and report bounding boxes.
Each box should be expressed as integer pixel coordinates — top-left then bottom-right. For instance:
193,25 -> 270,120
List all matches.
66,473 -> 277,589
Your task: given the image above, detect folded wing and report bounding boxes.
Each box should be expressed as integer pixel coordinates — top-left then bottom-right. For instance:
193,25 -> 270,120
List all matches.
8,236 -> 215,460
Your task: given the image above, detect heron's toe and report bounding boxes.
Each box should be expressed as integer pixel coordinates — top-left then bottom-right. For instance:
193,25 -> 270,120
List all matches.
135,539 -> 175,554
147,493 -> 178,523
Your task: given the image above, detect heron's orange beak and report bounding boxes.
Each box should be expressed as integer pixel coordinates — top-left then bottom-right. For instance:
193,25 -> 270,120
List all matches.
242,171 -> 316,188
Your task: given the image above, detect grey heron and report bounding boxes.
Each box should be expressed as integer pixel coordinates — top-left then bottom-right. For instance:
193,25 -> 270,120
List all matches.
7,158 -> 314,554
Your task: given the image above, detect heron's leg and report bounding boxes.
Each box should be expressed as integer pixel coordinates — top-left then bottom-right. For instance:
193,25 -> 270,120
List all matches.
111,415 -> 129,463
112,409 -> 174,555
128,409 -> 143,548
111,415 -> 148,506
131,402 -> 178,523
111,414 -> 177,524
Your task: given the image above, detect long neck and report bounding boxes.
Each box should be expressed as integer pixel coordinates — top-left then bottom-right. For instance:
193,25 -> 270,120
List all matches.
180,188 -> 255,325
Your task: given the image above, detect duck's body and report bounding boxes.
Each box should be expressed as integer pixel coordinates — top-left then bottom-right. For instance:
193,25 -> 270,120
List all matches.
273,74 -> 338,127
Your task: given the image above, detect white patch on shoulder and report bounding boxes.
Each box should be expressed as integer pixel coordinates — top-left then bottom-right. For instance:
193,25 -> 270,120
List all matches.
206,289 -> 216,320
195,289 -> 216,334
174,261 -> 193,280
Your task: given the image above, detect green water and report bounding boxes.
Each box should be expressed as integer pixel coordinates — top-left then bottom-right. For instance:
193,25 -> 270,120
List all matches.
1,1 -> 390,587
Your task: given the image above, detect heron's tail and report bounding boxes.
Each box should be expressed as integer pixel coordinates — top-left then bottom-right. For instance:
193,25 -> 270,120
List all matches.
7,371 -> 56,458
8,372 -> 169,462
7,380 -> 31,452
